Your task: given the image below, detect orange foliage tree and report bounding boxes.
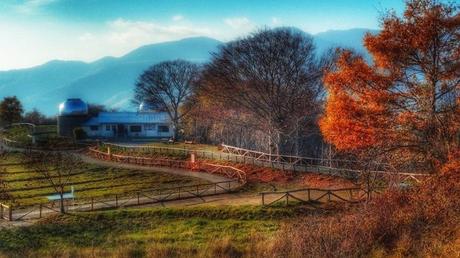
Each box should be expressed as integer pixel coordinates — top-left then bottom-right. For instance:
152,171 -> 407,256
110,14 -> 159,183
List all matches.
320,0 -> 460,171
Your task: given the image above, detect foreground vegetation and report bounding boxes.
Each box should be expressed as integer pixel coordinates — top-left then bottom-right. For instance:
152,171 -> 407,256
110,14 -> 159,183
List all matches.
0,205 -> 300,257
0,164 -> 457,258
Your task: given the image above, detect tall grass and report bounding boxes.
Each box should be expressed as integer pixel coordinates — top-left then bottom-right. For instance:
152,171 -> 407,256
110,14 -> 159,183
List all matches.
270,161 -> 460,257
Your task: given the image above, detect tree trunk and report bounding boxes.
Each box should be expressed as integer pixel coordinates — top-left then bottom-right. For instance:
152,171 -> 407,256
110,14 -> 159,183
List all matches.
59,194 -> 65,214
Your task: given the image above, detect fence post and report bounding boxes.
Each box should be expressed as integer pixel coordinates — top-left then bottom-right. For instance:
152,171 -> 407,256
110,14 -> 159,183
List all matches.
328,191 -> 331,202
91,197 -> 94,211
349,189 -> 353,201
262,193 -> 265,206
137,193 -> 140,205
115,195 -> 118,208
307,189 -> 311,201
286,193 -> 289,206
214,183 -> 217,194
0,205 -> 3,219
39,204 -> 42,218
8,205 -> 12,221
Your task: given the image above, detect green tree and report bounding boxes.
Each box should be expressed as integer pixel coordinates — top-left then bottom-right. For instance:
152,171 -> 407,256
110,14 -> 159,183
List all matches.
0,96 -> 23,125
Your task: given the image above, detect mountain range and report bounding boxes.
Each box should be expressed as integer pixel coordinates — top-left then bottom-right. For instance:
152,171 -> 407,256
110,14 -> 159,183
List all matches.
0,28 -> 377,115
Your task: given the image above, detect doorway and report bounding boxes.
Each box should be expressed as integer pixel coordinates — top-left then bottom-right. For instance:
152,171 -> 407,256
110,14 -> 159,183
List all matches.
117,124 -> 125,138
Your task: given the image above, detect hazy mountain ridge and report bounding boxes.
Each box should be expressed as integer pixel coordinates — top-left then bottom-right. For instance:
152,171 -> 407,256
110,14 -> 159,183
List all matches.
0,29 -> 377,115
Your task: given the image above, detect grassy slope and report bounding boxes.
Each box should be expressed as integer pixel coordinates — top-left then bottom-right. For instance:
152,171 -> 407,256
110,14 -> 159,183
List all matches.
0,205 -> 306,257
0,154 -> 207,206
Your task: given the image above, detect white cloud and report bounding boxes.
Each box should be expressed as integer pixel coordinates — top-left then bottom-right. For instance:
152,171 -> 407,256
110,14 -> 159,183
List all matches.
271,17 -> 281,25
172,15 -> 184,22
78,32 -> 94,42
106,18 -> 215,49
224,17 -> 253,30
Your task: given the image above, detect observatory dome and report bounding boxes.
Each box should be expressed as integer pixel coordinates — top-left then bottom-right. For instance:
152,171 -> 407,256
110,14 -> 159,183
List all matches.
58,98 -> 88,116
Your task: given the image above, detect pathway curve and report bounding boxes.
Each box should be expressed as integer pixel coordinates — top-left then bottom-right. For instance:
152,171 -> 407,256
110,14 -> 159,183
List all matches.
1,142 -> 231,184
77,153 -> 230,183
0,142 -> 249,224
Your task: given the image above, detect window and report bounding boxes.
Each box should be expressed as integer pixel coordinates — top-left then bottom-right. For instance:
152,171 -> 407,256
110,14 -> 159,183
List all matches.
106,125 -> 111,131
144,124 -> 155,131
90,126 -> 99,131
130,125 -> 142,132
158,125 -> 169,133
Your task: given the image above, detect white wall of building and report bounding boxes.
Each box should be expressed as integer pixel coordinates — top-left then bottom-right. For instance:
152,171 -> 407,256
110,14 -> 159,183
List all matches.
82,123 -> 172,139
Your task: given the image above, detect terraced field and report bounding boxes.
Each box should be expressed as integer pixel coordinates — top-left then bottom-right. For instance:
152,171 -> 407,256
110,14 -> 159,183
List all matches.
0,153 -> 207,206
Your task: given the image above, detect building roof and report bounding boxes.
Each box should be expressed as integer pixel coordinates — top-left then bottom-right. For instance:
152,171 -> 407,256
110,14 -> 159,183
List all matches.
83,112 -> 170,125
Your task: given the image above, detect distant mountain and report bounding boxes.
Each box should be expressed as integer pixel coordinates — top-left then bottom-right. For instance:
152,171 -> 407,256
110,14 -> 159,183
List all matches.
0,29 -> 377,115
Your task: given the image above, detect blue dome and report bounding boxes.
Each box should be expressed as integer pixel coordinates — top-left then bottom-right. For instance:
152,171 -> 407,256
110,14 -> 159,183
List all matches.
59,99 -> 88,116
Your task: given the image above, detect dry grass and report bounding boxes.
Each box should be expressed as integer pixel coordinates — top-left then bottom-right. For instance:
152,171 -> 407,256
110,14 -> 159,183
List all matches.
269,160 -> 460,258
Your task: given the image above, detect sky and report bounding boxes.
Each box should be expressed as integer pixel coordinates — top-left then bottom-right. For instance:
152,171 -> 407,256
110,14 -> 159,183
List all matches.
0,0 -> 406,71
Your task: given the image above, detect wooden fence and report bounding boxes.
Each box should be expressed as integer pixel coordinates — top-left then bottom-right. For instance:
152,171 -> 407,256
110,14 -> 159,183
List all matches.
99,142 -> 430,183
260,187 -> 381,207
87,147 -> 247,184
0,147 -> 248,221
0,179 -> 240,221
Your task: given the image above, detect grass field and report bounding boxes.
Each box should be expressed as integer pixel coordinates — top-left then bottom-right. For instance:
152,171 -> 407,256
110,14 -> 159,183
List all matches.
0,205 -> 306,257
0,153 -> 207,206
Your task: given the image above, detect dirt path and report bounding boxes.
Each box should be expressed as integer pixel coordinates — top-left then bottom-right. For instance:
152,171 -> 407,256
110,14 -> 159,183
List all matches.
77,153 -> 230,183
0,142 -> 255,225
1,142 -> 231,184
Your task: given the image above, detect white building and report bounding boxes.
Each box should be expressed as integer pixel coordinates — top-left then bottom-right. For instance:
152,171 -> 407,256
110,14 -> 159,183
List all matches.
57,98 -> 173,139
82,111 -> 173,139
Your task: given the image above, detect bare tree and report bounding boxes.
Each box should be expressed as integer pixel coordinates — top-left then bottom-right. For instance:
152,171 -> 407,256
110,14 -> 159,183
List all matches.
200,28 -> 333,155
24,151 -> 82,213
134,59 -> 200,140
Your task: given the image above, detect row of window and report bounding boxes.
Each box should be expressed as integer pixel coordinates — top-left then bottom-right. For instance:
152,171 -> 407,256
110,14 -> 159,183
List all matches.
89,124 -> 169,133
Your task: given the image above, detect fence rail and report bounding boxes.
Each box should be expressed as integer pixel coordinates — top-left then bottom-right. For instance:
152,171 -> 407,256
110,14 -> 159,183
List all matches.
87,147 -> 247,184
0,179 -> 240,221
260,187 -> 380,207
99,142 -> 430,183
0,147 -> 248,221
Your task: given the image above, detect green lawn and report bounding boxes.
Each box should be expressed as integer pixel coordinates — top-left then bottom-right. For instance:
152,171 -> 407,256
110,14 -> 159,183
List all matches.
0,205 -> 303,257
0,153 -> 207,206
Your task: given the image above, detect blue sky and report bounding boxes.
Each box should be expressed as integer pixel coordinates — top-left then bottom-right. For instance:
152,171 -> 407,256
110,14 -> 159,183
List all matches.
0,0 -> 406,70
